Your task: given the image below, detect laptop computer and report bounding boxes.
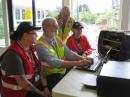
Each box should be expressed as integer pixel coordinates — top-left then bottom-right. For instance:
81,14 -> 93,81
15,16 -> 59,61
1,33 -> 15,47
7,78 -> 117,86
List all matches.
76,48 -> 112,72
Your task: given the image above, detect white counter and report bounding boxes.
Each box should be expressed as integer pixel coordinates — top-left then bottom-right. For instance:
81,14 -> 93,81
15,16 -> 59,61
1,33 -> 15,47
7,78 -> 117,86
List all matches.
52,67 -> 102,97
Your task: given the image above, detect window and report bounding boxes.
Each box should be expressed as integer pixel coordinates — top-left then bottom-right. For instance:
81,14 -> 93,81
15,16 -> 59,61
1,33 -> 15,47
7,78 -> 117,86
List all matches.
22,9 -> 25,19
41,11 -> 44,19
37,10 -> 40,19
11,0 -> 62,39
73,0 -> 120,49
15,8 -> 20,20
12,0 -> 32,30
35,0 -> 62,26
0,0 -> 5,47
35,0 -> 62,38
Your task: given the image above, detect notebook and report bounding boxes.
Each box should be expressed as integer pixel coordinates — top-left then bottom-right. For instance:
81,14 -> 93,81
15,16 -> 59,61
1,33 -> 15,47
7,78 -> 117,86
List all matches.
76,48 -> 112,72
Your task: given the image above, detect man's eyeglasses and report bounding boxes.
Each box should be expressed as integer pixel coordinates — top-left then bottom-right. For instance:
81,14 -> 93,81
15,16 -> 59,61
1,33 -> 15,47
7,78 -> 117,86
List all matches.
28,32 -> 37,36
49,25 -> 59,29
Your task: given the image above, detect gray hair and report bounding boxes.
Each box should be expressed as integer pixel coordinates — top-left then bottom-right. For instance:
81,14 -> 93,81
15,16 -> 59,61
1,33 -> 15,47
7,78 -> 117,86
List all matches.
60,6 -> 70,16
42,17 -> 56,29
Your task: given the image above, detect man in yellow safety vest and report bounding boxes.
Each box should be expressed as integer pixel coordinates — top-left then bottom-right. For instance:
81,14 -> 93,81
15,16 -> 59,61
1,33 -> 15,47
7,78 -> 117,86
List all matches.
56,6 -> 74,43
36,17 -> 93,92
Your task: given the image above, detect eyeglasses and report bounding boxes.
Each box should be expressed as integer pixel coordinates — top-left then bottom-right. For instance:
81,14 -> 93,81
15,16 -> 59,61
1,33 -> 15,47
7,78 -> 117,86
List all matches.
28,32 -> 37,36
46,24 -> 58,29
51,25 -> 59,29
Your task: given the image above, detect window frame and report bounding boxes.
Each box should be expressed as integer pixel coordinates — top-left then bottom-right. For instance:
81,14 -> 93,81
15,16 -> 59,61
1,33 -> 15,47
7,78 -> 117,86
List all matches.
0,0 -> 10,50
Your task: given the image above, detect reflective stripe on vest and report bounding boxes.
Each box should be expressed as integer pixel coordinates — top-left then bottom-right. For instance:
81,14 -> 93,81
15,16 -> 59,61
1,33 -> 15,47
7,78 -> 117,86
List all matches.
1,74 -> 39,90
2,80 -> 23,90
1,68 -> 6,76
1,68 -> 33,79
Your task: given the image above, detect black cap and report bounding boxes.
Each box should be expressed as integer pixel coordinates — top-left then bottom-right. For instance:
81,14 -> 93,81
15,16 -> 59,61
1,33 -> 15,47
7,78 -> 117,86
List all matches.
72,22 -> 84,29
10,21 -> 41,40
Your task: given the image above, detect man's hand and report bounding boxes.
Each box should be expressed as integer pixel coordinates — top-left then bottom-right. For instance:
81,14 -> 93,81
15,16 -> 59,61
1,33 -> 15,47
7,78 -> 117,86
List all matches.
87,58 -> 94,65
57,18 -> 63,27
84,56 -> 94,63
77,58 -> 90,67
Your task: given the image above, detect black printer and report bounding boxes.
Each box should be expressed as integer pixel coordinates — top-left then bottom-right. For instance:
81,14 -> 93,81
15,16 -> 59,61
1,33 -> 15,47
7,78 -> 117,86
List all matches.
96,30 -> 130,97
97,61 -> 130,97
98,30 -> 130,61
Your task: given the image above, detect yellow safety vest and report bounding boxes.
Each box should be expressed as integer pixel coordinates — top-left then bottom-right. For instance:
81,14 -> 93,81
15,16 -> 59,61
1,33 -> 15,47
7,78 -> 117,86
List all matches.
56,16 -> 74,43
36,36 -> 66,76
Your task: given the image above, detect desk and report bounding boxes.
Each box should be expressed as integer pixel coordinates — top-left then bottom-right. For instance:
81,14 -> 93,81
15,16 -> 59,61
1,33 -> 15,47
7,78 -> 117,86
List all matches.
52,67 -> 102,97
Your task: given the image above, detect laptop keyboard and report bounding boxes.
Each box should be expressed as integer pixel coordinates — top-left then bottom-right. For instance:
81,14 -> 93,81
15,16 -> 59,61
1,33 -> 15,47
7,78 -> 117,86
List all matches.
76,48 -> 111,72
87,58 -> 101,71
76,57 -> 102,72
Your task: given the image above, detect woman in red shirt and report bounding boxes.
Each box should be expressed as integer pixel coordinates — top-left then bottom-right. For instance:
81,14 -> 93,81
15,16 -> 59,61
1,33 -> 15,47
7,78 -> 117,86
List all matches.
66,22 -> 93,56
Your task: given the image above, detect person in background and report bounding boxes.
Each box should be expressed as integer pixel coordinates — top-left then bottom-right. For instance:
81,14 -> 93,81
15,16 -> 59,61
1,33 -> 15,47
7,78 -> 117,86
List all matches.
0,22 -> 51,97
56,6 -> 74,43
66,22 -> 93,56
35,17 -> 93,92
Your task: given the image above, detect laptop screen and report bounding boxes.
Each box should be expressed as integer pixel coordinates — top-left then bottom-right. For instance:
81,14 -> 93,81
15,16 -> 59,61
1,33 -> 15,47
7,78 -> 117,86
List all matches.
100,47 -> 112,65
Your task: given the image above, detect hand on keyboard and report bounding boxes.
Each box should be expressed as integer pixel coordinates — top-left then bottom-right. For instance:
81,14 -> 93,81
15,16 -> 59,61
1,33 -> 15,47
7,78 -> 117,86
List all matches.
76,58 -> 94,70
88,58 -> 94,65
83,57 -> 94,65
77,58 -> 93,67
